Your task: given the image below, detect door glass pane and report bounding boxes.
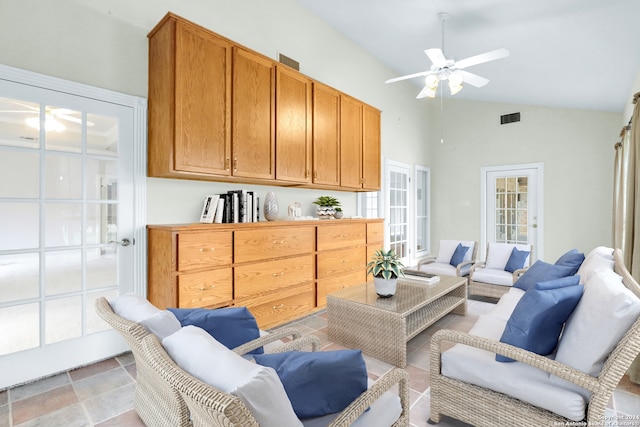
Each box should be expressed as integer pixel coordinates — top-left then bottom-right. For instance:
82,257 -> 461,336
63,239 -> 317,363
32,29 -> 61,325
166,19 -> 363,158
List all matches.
86,247 -> 117,290
87,113 -> 118,156
0,253 -> 39,303
388,169 -> 409,259
45,203 -> 82,247
86,290 -> 117,334
0,303 -> 39,355
45,106 -> 82,153
86,203 -> 117,244
0,202 -> 39,250
45,250 -> 82,296
0,97 -> 40,149
0,151 -> 40,198
87,159 -> 117,200
495,175 -> 528,244
45,154 -> 82,199
46,296 -> 82,344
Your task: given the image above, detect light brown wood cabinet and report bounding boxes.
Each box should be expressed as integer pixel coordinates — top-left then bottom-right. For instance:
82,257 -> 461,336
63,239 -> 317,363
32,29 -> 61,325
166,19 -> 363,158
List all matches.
312,82 -> 341,187
147,219 -> 383,328
276,66 -> 312,183
147,12 -> 380,191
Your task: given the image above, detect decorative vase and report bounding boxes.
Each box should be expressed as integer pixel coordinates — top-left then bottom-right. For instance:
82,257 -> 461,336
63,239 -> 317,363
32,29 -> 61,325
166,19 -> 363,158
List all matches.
374,277 -> 397,298
264,191 -> 279,221
334,210 -> 343,219
316,205 -> 336,219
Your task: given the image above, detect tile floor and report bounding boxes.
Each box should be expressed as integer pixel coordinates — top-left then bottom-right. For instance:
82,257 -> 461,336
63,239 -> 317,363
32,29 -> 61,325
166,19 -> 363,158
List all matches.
1,298 -> 639,426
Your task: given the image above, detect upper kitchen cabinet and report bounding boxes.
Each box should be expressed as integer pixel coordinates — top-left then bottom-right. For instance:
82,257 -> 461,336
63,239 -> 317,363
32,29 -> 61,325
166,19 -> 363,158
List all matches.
148,15 -> 232,178
232,47 -> 276,180
362,104 -> 381,191
275,66 -> 312,184
312,82 -> 341,187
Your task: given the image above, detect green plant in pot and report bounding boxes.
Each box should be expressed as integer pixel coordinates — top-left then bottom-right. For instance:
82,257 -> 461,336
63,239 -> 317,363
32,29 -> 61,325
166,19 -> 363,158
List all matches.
313,196 -> 340,219
367,248 -> 405,297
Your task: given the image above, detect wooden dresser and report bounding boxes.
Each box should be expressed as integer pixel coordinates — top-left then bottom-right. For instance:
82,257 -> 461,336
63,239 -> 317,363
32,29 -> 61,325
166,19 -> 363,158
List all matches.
148,218 -> 384,329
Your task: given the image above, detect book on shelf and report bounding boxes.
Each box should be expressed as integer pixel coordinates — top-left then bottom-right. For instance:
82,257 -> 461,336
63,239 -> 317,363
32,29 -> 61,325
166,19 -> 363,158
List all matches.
199,195 -> 219,223
202,189 -> 261,224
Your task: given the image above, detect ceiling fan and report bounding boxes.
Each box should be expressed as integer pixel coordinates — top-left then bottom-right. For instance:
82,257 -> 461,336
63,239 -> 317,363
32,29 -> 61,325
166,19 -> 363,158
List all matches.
385,12 -> 509,99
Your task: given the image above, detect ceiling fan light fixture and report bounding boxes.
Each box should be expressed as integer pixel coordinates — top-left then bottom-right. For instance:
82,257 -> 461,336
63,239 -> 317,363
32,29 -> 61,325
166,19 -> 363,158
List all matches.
25,114 -> 66,132
448,71 -> 464,95
425,74 -> 439,88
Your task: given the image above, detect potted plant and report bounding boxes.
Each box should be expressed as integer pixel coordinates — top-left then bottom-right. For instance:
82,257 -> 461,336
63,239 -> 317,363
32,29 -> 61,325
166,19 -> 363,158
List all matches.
366,248 -> 405,297
334,207 -> 343,219
313,196 -> 340,219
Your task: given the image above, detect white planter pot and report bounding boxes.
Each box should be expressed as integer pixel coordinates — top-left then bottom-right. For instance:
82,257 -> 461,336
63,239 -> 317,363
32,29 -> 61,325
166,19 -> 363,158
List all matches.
374,277 -> 397,298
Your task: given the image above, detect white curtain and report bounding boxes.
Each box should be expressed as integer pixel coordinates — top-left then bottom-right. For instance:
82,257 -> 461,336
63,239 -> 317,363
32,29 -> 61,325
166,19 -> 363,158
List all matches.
613,92 -> 640,382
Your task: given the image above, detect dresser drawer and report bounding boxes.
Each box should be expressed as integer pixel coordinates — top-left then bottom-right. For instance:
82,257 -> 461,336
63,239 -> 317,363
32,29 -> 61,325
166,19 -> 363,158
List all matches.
244,283 -> 316,329
178,268 -> 233,308
177,231 -> 233,272
234,255 -> 314,301
317,223 -> 366,251
317,269 -> 366,307
234,226 -> 315,263
367,221 -> 384,244
317,246 -> 366,279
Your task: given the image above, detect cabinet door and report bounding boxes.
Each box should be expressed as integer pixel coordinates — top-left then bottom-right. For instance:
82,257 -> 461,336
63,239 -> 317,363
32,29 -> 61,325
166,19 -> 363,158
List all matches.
232,47 -> 275,180
362,104 -> 381,190
312,83 -> 340,186
276,67 -> 312,183
340,95 -> 363,189
174,21 -> 231,175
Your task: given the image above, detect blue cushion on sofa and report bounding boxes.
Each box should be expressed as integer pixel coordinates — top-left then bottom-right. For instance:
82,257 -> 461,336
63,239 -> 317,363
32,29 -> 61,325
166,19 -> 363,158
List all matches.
450,243 -> 470,267
254,350 -> 368,419
555,248 -> 585,275
496,277 -> 583,362
504,247 -> 530,273
513,260 -> 576,291
167,306 -> 263,354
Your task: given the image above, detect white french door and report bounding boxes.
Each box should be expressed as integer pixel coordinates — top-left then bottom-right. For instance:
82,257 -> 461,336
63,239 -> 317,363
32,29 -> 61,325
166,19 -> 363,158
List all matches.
384,160 -> 412,266
0,65 -> 146,388
481,163 -> 544,260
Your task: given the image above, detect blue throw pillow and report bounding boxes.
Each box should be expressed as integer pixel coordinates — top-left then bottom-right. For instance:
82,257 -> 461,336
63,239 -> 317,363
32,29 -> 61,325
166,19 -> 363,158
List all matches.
513,260 -> 576,291
555,248 -> 585,275
496,277 -> 583,362
450,243 -> 470,267
167,306 -> 263,354
504,247 -> 530,273
254,350 -> 368,419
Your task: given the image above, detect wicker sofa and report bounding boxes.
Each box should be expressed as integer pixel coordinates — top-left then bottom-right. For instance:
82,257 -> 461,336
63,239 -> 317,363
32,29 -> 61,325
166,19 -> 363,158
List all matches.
430,248 -> 640,426
95,297 -> 319,427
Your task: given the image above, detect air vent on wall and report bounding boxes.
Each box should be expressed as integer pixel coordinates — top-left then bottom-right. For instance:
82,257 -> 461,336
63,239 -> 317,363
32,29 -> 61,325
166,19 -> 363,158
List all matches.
278,53 -> 300,71
500,112 -> 521,125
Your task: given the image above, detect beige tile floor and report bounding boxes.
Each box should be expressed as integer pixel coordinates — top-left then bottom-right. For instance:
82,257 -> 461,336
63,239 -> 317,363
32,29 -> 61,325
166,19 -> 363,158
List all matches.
1,298 -> 639,426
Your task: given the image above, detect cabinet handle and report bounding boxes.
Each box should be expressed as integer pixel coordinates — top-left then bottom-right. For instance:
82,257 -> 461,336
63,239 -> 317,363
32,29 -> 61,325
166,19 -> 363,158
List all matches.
199,247 -> 215,252
225,158 -> 230,170
313,171 -> 318,179
233,158 -> 238,172
272,271 -> 285,277
199,284 -> 215,291
305,169 -> 310,178
273,303 -> 285,310
341,234 -> 348,238
272,240 -> 285,244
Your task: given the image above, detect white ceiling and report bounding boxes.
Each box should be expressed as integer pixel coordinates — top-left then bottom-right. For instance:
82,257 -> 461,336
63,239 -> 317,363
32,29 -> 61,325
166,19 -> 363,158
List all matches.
295,0 -> 640,113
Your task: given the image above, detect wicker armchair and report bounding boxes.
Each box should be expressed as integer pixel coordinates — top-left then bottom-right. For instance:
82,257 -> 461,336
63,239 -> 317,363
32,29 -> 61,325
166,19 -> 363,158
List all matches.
415,240 -> 478,277
140,331 -> 410,427
95,297 -> 316,427
430,248 -> 640,426
469,242 -> 532,299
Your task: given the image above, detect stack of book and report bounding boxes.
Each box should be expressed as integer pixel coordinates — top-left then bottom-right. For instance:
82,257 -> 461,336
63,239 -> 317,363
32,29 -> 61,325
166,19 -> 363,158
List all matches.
199,190 -> 260,224
401,268 -> 440,285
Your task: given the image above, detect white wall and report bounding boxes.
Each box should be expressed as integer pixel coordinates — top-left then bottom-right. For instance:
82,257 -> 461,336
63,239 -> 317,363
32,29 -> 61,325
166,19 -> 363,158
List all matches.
428,99 -> 621,261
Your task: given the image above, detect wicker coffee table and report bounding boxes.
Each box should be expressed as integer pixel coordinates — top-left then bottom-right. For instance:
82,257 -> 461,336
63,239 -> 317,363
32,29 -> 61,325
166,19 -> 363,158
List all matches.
327,275 -> 467,367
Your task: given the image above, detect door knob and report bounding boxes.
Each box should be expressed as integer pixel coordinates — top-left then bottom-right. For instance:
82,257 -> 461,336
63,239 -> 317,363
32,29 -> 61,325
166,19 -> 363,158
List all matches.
109,238 -> 133,246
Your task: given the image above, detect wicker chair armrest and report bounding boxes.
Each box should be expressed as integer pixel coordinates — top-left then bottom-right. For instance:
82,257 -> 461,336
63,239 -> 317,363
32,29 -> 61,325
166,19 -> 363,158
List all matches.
469,261 -> 486,276
232,327 -> 302,356
417,255 -> 437,268
455,259 -> 475,276
430,329 -> 602,394
272,335 -> 321,353
327,368 -> 410,427
511,267 -> 529,283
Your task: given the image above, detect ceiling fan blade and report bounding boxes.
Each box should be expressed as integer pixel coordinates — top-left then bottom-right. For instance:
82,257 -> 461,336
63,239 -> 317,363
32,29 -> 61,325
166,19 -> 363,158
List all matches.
416,85 -> 432,99
385,70 -> 434,84
454,48 -> 509,69
425,48 -> 447,68
459,70 -> 489,88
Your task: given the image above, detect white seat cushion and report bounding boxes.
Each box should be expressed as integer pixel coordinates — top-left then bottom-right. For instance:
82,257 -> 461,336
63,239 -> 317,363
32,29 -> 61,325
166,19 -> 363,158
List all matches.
485,243 -> 530,270
420,263 -> 457,276
441,315 -> 587,421
485,288 -> 525,322
435,240 -> 475,264
471,268 -> 514,286
576,251 -> 615,284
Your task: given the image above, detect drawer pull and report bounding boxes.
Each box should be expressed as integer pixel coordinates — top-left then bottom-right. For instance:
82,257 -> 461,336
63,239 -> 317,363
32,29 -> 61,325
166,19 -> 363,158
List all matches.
341,234 -> 348,238
272,240 -> 285,244
272,272 -> 285,277
199,285 -> 215,291
273,303 -> 285,310
199,247 -> 215,252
